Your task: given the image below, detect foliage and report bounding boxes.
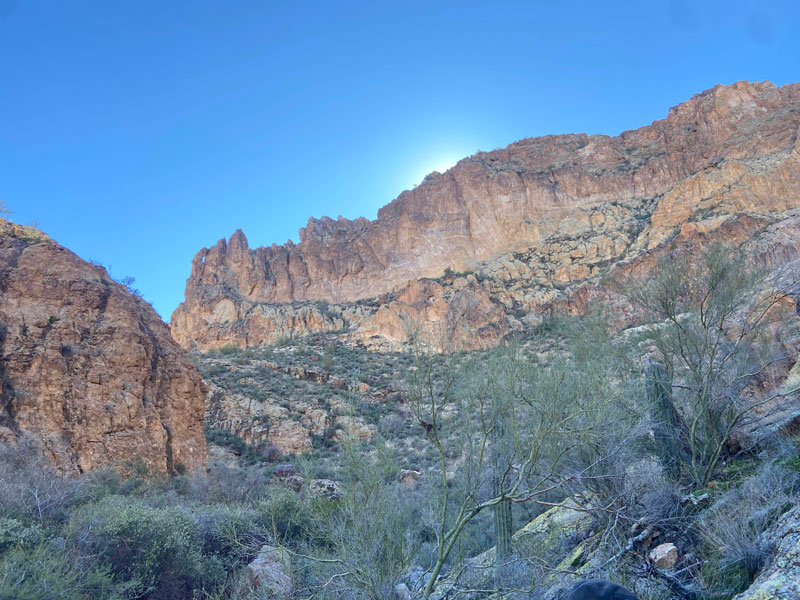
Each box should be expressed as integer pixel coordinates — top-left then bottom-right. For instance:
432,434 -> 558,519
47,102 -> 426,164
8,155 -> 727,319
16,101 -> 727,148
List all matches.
0,544 -> 128,600
76,496 -> 224,598
0,438 -> 86,523
295,441 -> 417,599
626,244 -> 797,487
698,462 -> 799,596
405,319 -> 642,598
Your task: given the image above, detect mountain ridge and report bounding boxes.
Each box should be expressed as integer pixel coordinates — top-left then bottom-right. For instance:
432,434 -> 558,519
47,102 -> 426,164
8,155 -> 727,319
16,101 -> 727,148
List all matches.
171,80 -> 800,351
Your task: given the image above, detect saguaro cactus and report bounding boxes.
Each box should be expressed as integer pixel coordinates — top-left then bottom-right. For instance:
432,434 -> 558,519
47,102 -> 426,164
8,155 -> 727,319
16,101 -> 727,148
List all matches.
492,472 -> 513,561
491,411 -> 514,580
646,362 -> 684,481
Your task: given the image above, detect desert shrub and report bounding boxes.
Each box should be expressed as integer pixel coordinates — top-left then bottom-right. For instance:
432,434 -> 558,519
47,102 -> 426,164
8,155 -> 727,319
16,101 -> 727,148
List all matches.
0,543 -> 125,600
0,438 -> 86,523
195,503 -> 269,567
77,496 -> 225,599
531,311 -> 576,338
203,363 -> 227,377
639,475 -> 685,526
218,344 -> 242,355
0,517 -> 42,552
698,462 -> 799,595
256,442 -> 284,463
84,468 -> 123,499
377,413 -> 407,439
624,244 -> 795,487
297,443 -> 417,600
187,462 -> 272,504
255,486 -> 316,544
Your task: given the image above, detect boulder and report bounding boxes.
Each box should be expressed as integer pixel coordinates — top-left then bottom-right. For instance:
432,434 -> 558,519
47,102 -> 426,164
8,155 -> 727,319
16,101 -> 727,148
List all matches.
393,582 -> 411,600
247,545 -> 293,599
398,469 -> 422,486
275,475 -> 304,493
308,478 -> 342,501
649,542 -> 678,569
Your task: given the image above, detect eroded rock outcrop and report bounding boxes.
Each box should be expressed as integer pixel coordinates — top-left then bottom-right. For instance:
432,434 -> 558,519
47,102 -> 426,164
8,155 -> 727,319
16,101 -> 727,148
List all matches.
732,505 -> 800,600
172,80 -> 800,351
0,220 -> 207,474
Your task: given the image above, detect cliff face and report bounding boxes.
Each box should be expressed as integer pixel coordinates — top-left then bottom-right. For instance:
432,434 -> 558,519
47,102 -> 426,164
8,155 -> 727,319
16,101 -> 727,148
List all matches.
0,220 -> 207,474
172,80 -> 800,351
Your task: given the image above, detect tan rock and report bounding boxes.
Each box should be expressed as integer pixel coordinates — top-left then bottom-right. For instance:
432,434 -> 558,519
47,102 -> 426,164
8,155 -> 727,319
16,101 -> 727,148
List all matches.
0,219 -> 206,474
399,469 -> 422,486
247,545 -> 293,599
394,583 -> 412,600
203,369 -> 373,457
649,543 -> 678,569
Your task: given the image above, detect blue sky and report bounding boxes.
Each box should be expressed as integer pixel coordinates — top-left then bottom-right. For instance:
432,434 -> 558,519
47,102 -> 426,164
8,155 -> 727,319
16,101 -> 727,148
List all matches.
1,0 -> 798,319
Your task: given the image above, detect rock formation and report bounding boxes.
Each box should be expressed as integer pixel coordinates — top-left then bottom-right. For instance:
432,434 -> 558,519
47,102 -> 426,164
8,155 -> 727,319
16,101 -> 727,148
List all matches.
172,80 -> 800,351
0,219 -> 207,474
732,504 -> 800,600
201,353 -> 375,455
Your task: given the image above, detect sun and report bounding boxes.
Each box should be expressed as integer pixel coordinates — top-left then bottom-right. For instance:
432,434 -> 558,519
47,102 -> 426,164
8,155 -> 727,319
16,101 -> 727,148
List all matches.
407,155 -> 462,189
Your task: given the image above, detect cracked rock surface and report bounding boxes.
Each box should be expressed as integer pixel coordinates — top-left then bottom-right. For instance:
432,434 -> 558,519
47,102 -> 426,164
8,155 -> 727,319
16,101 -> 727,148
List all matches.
0,220 -> 207,473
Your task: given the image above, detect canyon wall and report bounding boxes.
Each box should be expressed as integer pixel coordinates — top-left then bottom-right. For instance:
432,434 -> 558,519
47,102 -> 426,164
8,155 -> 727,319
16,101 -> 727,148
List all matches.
172,80 -> 800,351
0,220 -> 207,474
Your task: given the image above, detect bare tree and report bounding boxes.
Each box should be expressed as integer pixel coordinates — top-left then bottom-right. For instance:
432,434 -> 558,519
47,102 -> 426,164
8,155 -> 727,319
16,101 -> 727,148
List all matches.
406,327 -> 638,599
627,244 -> 800,487
285,440 -> 416,600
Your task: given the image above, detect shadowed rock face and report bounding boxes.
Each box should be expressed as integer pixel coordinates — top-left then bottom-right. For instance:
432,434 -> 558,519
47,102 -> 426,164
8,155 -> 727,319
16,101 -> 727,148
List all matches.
172,80 -> 800,351
0,220 -> 207,474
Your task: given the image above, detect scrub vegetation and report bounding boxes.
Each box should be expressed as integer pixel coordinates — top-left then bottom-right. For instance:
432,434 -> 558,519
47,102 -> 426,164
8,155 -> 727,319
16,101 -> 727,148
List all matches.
1,245 -> 799,600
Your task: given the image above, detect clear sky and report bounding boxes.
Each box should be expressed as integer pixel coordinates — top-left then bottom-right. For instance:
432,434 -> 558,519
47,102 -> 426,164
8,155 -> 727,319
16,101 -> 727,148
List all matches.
1,1 -> 798,319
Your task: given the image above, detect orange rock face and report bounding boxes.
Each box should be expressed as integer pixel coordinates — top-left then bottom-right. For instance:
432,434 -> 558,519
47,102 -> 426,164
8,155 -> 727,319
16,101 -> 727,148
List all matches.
172,81 -> 800,351
0,220 -> 207,474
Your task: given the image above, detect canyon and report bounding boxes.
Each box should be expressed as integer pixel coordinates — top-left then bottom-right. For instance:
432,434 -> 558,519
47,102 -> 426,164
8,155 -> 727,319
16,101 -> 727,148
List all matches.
3,79 -> 800,599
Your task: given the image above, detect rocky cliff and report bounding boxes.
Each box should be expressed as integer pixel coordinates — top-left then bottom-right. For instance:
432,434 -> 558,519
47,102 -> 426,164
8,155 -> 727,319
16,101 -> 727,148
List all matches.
0,220 -> 207,474
171,80 -> 800,351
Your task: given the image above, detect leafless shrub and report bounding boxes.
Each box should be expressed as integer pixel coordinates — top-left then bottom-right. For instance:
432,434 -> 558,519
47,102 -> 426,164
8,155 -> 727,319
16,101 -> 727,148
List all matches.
256,442 -> 283,463
0,436 -> 85,522
188,460 -> 271,503
699,462 -> 799,587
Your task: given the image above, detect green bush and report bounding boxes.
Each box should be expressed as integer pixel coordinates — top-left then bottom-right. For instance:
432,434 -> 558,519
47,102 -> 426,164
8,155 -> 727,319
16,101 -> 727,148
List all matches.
0,544 -> 125,600
217,344 -> 242,355
79,496 -> 225,598
0,517 -> 42,552
255,486 -> 316,544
